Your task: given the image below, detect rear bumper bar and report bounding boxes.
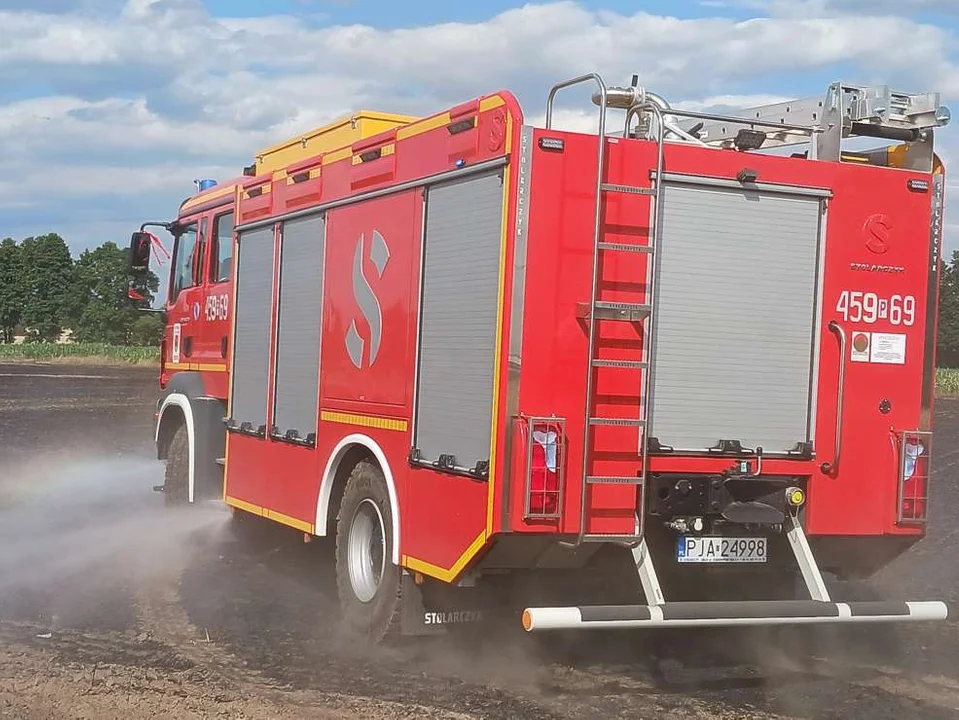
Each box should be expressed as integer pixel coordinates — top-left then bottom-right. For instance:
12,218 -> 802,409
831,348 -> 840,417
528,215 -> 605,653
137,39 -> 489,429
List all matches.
522,600 -> 948,631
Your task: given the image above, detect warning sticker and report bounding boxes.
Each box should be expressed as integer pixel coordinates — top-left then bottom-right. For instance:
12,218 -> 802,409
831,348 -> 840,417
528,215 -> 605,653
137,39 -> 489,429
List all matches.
850,332 -> 870,362
870,332 -> 906,364
172,323 -> 181,364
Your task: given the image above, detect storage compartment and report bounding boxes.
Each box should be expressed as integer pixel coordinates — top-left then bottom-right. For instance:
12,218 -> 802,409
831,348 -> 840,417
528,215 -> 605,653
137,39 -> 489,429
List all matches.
648,180 -> 826,454
229,226 -> 276,435
238,178 -> 273,224
446,99 -> 480,160
275,156 -> 324,211
411,168 -> 506,477
350,131 -> 398,190
272,214 -> 325,444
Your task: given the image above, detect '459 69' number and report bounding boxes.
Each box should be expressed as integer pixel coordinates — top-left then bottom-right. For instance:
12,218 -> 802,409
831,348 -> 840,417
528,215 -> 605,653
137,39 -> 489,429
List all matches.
205,294 -> 229,322
836,290 -> 915,326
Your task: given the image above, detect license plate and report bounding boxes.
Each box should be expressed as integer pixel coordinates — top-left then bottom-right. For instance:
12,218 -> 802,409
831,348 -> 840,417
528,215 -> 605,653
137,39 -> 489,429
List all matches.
676,535 -> 767,563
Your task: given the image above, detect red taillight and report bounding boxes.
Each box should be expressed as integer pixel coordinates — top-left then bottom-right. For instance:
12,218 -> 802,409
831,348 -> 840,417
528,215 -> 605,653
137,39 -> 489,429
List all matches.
899,431 -> 931,524
529,429 -> 559,515
524,417 -> 565,520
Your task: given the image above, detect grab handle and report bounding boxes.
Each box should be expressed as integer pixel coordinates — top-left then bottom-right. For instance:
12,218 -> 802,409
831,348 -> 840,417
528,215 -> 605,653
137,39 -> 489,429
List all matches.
820,320 -> 846,476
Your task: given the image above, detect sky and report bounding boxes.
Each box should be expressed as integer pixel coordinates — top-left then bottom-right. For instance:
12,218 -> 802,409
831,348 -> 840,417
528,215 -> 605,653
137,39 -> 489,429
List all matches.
2,0 -> 958,268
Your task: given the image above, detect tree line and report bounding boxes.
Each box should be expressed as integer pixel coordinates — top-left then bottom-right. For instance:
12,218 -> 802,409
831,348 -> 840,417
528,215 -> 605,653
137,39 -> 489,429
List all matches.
3,231 -> 959,366
0,233 -> 163,346
936,249 -> 959,368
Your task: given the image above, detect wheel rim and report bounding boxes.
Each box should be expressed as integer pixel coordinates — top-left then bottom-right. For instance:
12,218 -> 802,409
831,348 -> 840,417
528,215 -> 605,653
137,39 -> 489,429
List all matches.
347,498 -> 386,603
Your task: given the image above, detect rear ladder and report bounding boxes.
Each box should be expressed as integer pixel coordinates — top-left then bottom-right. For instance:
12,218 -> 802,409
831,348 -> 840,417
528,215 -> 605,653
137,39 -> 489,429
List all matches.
544,74 -> 669,547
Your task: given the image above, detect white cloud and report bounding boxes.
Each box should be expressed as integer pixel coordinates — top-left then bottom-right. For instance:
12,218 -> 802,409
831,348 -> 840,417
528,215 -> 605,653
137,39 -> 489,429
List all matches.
708,0 -> 959,16
1,0 -> 958,258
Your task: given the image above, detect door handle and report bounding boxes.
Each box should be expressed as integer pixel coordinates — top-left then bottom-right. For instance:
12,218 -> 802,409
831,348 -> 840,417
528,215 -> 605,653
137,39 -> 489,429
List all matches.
820,320 -> 846,476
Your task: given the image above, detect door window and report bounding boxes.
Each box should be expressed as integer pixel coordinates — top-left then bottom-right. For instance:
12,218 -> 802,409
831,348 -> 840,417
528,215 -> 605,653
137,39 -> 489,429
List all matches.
170,223 -> 198,303
209,211 -> 235,284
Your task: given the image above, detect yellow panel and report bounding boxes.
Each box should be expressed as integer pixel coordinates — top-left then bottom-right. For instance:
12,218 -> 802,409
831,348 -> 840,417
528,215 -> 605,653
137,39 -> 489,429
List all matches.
254,110 -> 418,175
180,182 -> 242,214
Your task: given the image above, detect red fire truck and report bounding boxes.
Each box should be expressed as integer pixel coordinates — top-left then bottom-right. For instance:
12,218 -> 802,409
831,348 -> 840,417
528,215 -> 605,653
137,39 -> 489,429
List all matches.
130,73 -> 951,641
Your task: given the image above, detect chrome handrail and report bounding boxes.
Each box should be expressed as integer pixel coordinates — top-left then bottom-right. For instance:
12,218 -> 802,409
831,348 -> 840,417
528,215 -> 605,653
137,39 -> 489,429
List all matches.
546,74 -> 609,549
820,320 -> 846,476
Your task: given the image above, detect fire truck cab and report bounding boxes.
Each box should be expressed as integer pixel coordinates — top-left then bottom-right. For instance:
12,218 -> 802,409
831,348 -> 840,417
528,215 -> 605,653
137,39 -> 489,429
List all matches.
131,74 -> 950,641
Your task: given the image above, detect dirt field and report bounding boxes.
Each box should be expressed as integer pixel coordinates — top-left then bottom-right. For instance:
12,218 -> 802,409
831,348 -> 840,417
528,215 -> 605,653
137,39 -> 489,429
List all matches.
1,363 -> 959,719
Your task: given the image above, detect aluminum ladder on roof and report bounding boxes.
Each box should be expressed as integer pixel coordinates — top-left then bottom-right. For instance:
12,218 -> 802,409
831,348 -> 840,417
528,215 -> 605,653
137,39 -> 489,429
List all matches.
666,82 -> 951,172
544,74 -> 669,548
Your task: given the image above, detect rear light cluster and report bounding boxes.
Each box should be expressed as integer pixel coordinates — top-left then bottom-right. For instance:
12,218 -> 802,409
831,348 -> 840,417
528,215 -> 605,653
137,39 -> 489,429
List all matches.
524,417 -> 566,520
898,431 -> 932,524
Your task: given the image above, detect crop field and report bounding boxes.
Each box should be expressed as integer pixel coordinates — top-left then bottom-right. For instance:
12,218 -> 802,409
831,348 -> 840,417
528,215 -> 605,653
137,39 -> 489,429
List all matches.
1,363 -> 958,719
937,368 -> 959,397
0,343 -> 159,366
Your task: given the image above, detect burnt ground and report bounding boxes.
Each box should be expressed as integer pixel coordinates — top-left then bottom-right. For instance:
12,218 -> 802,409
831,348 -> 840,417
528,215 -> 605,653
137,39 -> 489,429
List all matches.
0,363 -> 958,719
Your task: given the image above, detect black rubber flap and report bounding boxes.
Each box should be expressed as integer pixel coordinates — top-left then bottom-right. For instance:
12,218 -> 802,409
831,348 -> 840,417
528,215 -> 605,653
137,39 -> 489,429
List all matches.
846,602 -> 910,617
580,605 -> 653,622
662,600 -> 839,620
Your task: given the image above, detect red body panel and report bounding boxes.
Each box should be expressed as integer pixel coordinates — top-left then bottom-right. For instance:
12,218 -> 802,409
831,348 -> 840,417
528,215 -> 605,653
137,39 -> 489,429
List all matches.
215,94 -> 524,579
513,129 -> 938,542
322,191 -> 421,412
157,86 -> 941,585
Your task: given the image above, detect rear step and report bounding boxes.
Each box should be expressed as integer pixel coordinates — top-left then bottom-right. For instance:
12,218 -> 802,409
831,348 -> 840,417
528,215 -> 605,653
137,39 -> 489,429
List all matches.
528,510 -> 949,631
523,600 -> 948,631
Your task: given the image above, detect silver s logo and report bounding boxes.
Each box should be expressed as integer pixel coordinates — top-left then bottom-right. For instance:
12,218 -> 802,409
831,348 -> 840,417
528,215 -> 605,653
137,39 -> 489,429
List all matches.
346,230 -> 390,369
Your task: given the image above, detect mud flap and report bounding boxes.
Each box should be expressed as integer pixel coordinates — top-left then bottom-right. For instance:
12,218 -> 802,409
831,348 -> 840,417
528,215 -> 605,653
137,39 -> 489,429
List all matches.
192,397 -> 226,502
399,572 -> 493,636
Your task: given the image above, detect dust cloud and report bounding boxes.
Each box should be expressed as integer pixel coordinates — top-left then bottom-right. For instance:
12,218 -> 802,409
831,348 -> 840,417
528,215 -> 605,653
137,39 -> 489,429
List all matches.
0,453 -> 230,630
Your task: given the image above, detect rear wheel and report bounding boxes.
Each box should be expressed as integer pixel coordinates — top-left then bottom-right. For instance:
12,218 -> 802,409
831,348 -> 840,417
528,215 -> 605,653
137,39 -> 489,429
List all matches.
334,459 -> 401,643
164,424 -> 190,506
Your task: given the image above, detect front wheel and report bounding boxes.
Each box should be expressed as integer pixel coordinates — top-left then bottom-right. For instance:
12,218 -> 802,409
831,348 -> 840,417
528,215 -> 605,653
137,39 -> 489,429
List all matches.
164,424 -> 190,506
334,459 -> 401,643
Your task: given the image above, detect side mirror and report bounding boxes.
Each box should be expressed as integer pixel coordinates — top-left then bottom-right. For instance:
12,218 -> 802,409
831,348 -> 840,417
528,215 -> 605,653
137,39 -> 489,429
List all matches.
127,280 -> 164,313
129,231 -> 152,275
127,283 -> 146,302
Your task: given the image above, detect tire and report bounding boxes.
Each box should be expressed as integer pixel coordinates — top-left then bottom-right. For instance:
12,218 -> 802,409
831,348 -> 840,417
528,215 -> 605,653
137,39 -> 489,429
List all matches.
164,424 -> 190,506
334,459 -> 401,643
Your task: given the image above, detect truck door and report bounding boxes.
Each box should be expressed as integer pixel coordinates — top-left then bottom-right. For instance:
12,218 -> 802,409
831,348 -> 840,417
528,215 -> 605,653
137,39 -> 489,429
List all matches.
166,217 -> 204,367
200,208 -> 235,365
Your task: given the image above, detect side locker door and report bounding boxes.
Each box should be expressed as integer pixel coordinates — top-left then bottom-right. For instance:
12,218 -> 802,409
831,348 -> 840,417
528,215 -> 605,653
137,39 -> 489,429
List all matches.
166,219 -> 202,366
202,209 -> 235,366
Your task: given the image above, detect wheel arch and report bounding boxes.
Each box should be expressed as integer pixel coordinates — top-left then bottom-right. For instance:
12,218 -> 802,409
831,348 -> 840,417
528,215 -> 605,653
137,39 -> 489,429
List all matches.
155,393 -> 196,503
316,434 -> 401,565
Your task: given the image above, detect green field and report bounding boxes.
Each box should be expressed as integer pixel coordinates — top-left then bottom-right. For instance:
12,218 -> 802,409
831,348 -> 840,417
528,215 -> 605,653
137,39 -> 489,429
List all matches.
937,367 -> 959,397
3,343 -> 959,396
0,343 -> 159,366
